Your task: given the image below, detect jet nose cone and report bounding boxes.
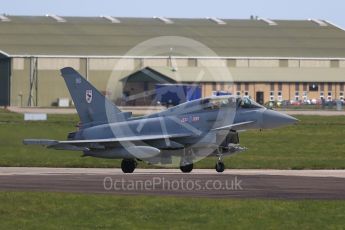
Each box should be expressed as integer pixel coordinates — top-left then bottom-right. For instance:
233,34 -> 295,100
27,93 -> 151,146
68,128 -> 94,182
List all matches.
262,109 -> 298,129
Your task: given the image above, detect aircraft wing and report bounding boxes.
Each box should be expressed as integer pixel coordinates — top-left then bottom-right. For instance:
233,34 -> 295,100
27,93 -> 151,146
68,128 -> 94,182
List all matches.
212,121 -> 255,131
23,133 -> 191,151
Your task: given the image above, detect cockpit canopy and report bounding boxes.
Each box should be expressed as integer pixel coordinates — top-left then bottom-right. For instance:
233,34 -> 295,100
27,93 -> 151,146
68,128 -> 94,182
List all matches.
200,96 -> 263,110
238,97 -> 264,109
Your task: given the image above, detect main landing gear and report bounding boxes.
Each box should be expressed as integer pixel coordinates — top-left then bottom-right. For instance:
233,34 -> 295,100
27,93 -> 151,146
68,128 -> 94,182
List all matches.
180,163 -> 193,173
121,159 -> 137,173
180,148 -> 194,173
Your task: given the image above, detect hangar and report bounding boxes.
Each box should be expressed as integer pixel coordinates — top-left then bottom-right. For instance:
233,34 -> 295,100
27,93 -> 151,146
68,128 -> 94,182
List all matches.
0,15 -> 345,107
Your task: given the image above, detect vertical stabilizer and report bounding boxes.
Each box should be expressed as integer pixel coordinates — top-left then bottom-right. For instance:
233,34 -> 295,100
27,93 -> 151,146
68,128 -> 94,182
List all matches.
60,67 -> 122,126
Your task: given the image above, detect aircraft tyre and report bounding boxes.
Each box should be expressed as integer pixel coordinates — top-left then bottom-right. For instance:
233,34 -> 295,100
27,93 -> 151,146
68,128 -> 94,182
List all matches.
215,161 -> 225,173
121,159 -> 136,173
180,163 -> 193,173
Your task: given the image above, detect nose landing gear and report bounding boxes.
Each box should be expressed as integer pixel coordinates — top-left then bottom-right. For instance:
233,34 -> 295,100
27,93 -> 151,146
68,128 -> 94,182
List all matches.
215,161 -> 225,173
215,151 -> 225,173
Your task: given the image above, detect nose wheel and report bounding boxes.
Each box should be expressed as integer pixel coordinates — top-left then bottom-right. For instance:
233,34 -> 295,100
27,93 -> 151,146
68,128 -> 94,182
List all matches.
215,161 -> 225,173
215,153 -> 225,173
121,159 -> 137,173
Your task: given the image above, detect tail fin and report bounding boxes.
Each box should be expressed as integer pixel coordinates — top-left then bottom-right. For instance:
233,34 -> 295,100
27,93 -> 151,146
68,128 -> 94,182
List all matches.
60,67 -> 122,127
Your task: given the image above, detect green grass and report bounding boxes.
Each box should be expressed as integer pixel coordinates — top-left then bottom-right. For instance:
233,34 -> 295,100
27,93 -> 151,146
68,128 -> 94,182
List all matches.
0,192 -> 344,230
0,109 -> 344,169
200,115 -> 345,169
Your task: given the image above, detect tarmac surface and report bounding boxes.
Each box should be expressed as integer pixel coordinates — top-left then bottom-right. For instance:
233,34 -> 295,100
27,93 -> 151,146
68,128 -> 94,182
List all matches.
1,168 -> 345,200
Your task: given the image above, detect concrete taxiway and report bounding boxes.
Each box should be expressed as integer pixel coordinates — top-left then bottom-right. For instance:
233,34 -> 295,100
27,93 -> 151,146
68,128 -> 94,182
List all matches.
0,168 -> 344,200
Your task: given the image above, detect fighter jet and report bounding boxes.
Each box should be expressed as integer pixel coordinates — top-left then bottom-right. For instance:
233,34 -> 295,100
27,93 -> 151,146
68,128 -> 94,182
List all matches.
23,67 -> 298,173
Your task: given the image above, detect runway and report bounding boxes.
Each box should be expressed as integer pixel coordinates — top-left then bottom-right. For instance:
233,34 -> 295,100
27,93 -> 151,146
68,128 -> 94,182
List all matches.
1,168 -> 345,200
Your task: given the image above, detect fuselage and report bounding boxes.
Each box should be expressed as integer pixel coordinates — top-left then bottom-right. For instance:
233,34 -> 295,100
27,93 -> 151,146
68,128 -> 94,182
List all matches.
24,67 -> 299,172
73,96 -> 297,150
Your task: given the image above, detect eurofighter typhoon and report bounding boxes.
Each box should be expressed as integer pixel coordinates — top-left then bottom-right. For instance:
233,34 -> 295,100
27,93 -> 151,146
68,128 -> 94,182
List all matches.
24,67 -> 298,173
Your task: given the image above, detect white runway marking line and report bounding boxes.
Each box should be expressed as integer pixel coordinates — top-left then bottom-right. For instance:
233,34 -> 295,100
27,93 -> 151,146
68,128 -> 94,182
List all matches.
0,168 -> 345,178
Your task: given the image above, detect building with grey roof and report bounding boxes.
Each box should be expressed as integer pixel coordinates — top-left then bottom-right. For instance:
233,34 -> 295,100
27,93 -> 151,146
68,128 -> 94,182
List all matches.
0,15 -> 344,106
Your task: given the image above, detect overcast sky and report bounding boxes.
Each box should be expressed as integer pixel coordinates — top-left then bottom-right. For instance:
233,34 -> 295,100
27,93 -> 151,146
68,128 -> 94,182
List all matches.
1,0 -> 344,28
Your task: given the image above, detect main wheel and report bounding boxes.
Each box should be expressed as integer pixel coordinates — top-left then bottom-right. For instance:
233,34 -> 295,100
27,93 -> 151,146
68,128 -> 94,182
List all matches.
180,163 -> 193,173
121,159 -> 136,173
215,162 -> 225,173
